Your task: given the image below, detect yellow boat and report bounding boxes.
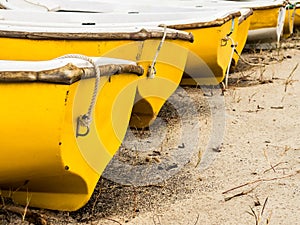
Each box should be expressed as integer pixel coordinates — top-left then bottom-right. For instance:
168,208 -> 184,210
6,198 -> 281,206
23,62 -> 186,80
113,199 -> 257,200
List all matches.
0,56 -> 143,211
150,0 -> 289,44
231,8 -> 253,71
206,1 -> 288,43
0,2 -> 241,85
285,1 -> 300,32
168,10 -> 241,85
248,4 -> 285,30
294,5 -> 300,29
0,9 -> 193,128
173,0 -> 285,33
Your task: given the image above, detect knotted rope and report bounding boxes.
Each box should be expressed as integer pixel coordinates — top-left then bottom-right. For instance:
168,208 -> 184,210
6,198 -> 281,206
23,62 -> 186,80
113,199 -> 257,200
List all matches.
57,54 -> 101,137
147,25 -> 167,79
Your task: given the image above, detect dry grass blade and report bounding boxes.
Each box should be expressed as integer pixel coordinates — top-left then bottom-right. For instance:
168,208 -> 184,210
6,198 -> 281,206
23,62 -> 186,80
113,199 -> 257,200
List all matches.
266,211 -> 273,225
247,206 -> 258,225
5,205 -> 48,225
195,150 -> 202,168
222,170 -> 300,194
247,197 -> 270,225
103,217 -> 123,225
193,214 -> 200,225
259,66 -> 266,82
284,63 -> 299,92
263,149 -> 276,173
224,185 -> 259,202
270,106 -> 284,109
260,197 -> 269,218
22,190 -> 32,222
263,161 -> 287,174
248,92 -> 257,103
236,51 -> 267,67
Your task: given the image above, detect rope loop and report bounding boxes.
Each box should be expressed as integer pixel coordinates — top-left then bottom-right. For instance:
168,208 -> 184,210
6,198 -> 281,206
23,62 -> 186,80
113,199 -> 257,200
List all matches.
56,54 -> 101,137
224,36 -> 236,88
147,25 -> 167,79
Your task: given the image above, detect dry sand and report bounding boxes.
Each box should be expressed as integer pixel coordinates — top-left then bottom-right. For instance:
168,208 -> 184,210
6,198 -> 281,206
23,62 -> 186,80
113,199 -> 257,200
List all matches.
1,38 -> 300,225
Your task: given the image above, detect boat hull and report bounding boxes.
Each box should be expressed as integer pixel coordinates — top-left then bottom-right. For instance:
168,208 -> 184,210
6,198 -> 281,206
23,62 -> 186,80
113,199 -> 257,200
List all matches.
249,6 -> 281,30
231,12 -> 253,70
0,36 -> 191,128
126,41 -> 189,128
247,5 -> 293,42
289,5 -> 300,31
180,16 -> 239,85
0,72 -> 139,211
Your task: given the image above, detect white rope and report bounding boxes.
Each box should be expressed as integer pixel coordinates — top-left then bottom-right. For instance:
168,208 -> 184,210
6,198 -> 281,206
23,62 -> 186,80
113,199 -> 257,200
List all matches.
224,36 -> 236,88
148,25 -> 167,79
276,6 -> 286,47
57,54 -> 101,129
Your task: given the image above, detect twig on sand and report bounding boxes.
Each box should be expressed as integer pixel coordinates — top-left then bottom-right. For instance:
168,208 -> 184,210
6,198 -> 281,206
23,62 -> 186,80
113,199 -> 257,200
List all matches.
193,214 -> 200,225
284,63 -> 299,92
224,185 -> 259,202
263,149 -> 276,173
222,170 -> 300,194
103,217 -> 123,225
4,205 -> 48,225
260,197 -> 268,219
263,161 -> 288,174
247,206 -> 259,225
248,92 -> 257,103
195,150 -> 202,168
236,51 -> 267,67
258,66 -> 266,83
22,190 -> 32,222
270,106 -> 284,109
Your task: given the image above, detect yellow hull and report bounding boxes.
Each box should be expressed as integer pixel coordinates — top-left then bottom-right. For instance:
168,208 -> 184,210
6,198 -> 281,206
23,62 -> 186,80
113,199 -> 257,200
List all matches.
0,36 -> 191,128
249,7 -> 281,30
250,5 -> 294,38
128,41 -> 190,128
0,71 -> 139,210
96,39 -> 190,128
180,16 -> 239,85
291,6 -> 300,30
284,7 -> 295,35
232,13 -> 253,69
